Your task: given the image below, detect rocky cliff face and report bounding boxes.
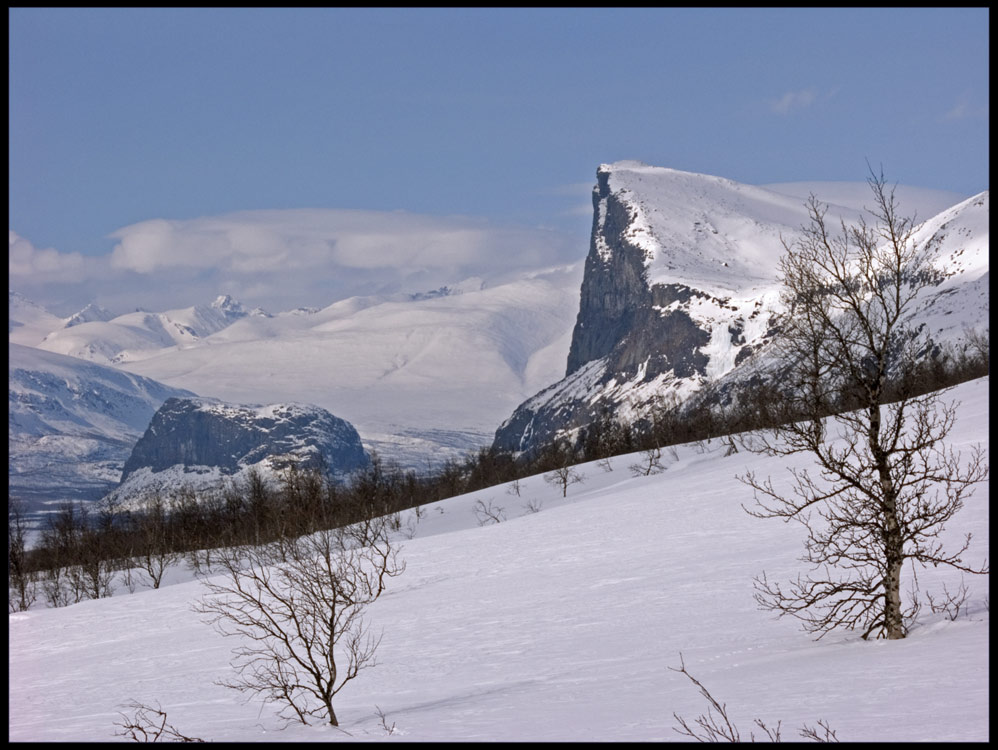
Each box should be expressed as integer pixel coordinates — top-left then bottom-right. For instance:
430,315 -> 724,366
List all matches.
493,162 -> 989,457
112,397 -> 369,501
565,166 -> 716,380
493,163 -> 780,455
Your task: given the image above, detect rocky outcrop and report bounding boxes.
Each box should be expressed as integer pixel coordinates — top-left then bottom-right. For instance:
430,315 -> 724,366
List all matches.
564,168 -> 651,374
565,167 -> 715,380
114,398 -> 369,500
493,162 -> 989,458
494,164 -> 752,455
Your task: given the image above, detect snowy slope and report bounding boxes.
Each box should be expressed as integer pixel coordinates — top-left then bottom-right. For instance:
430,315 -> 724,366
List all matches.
8,291 -> 66,346
907,192 -> 990,343
64,302 -> 115,328
8,376 -> 988,742
595,161 -> 864,296
8,343 -> 197,511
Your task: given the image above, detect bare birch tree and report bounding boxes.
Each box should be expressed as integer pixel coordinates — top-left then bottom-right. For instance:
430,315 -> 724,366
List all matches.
544,465 -> 586,498
8,498 -> 37,612
740,169 -> 989,640
133,493 -> 183,590
194,522 -> 403,727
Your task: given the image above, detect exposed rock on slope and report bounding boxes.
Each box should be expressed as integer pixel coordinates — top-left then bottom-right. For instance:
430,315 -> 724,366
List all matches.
110,397 -> 370,502
493,162 -> 989,457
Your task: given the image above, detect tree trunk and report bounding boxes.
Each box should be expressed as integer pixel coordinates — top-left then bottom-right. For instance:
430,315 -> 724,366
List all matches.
883,539 -> 905,639
870,400 -> 905,639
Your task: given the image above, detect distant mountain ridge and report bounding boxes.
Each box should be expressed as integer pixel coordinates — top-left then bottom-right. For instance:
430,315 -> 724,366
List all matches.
31,294 -> 264,364
12,267 -> 583,469
8,342 -> 198,510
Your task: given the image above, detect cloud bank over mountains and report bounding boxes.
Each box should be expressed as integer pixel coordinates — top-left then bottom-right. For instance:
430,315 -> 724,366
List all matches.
10,209 -> 585,316
10,178 -> 969,319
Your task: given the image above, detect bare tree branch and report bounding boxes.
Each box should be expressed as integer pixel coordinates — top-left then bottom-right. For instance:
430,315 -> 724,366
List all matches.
113,700 -> 206,743
193,522 -> 403,727
670,654 -> 840,742
738,172 -> 988,640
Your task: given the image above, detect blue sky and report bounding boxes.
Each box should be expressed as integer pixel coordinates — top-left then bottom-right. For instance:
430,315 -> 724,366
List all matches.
9,8 -> 990,314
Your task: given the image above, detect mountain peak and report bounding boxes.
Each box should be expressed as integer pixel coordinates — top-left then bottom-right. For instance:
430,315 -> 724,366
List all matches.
65,302 -> 115,328
210,294 -> 247,317
493,162 -> 990,459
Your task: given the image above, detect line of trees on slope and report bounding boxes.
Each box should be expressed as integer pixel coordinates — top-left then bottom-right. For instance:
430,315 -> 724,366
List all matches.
8,321 -> 987,612
9,165 -> 991,626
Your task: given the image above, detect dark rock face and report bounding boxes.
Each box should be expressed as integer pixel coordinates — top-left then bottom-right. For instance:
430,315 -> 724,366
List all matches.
494,167 -> 988,460
565,176 -> 652,375
121,398 -> 369,482
566,167 -> 718,381
494,165 -> 716,456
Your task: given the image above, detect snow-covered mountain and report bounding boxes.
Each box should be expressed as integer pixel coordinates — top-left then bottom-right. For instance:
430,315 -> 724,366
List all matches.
34,294 -> 260,364
64,302 -> 116,328
107,397 -> 369,505
19,267 -> 583,469
8,343 -> 197,512
493,162 -> 989,456
9,291 -> 67,346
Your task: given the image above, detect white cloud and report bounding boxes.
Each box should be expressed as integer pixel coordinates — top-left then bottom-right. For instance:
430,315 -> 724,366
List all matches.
943,102 -> 969,121
770,88 -> 818,115
114,210 -> 581,281
9,230 -> 89,280
15,209 -> 584,316
941,93 -> 984,122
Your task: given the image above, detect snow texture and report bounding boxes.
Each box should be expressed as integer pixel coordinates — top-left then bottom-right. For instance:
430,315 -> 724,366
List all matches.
8,376 -> 989,742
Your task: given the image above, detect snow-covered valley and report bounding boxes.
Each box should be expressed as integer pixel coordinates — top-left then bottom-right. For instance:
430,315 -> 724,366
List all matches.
13,265 -> 583,474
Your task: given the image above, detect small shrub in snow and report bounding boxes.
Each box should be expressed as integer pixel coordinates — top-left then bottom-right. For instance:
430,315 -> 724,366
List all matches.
521,498 -> 544,515
926,579 -> 972,622
670,654 -> 839,742
113,700 -> 206,743
629,447 -> 665,477
473,498 -> 506,526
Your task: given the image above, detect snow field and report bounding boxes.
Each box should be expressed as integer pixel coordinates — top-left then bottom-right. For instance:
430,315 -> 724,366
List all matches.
9,377 -> 988,742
